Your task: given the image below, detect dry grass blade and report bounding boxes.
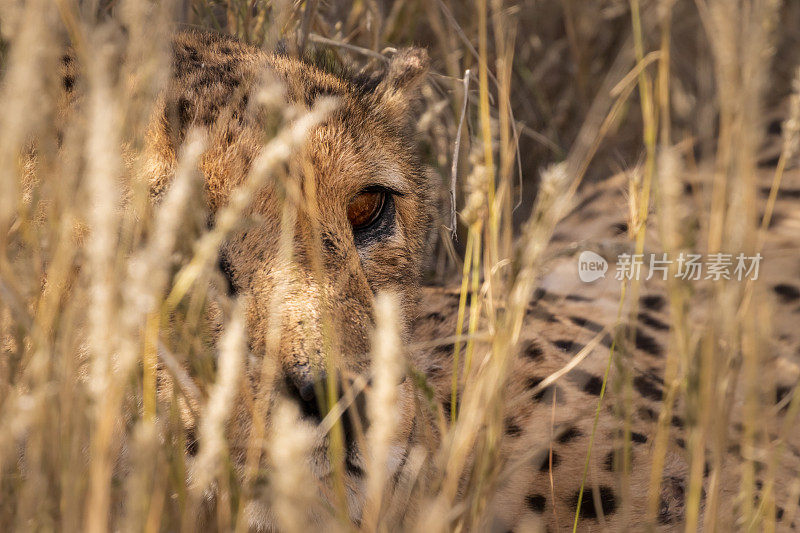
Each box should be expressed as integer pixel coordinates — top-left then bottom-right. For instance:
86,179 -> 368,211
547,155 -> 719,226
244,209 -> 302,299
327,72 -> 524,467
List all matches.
188,299 -> 246,520
362,292 -> 403,529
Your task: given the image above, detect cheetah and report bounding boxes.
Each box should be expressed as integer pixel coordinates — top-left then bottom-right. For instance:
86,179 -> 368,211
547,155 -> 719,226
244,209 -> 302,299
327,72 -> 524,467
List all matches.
56,29 -> 800,531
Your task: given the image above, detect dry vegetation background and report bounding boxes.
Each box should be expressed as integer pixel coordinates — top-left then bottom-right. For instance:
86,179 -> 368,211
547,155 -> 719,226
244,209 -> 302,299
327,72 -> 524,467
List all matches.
1,0 -> 799,531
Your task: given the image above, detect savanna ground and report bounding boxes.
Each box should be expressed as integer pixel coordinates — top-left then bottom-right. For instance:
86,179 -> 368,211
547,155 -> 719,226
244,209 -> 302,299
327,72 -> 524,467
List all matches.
1,0 -> 800,531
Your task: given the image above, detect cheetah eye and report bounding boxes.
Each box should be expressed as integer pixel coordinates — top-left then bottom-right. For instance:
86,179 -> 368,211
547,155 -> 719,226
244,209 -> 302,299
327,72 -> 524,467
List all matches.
347,189 -> 386,230
347,186 -> 398,247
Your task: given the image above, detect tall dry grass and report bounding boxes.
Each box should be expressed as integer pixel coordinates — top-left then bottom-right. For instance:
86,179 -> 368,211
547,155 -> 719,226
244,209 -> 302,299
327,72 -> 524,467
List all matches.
1,0 -> 799,531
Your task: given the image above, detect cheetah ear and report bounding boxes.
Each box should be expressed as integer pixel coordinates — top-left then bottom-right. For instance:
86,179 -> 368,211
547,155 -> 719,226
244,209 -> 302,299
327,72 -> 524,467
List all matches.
376,47 -> 429,107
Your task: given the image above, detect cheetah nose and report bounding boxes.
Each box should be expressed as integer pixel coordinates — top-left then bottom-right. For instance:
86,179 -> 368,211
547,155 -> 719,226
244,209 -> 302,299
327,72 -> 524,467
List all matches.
296,378 -> 317,402
284,368 -> 327,422
283,368 -> 367,451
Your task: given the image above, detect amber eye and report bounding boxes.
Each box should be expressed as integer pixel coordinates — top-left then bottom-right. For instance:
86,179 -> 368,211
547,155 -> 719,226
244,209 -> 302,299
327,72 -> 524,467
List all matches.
347,190 -> 386,230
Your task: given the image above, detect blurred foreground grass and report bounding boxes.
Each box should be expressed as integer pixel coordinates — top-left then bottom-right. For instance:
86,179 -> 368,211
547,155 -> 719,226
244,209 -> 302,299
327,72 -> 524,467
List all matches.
1,0 -> 799,531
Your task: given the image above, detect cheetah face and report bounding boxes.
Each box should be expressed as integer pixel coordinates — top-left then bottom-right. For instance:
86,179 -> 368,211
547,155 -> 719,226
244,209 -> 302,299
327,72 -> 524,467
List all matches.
220,90 -> 431,405
155,33 -> 432,521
